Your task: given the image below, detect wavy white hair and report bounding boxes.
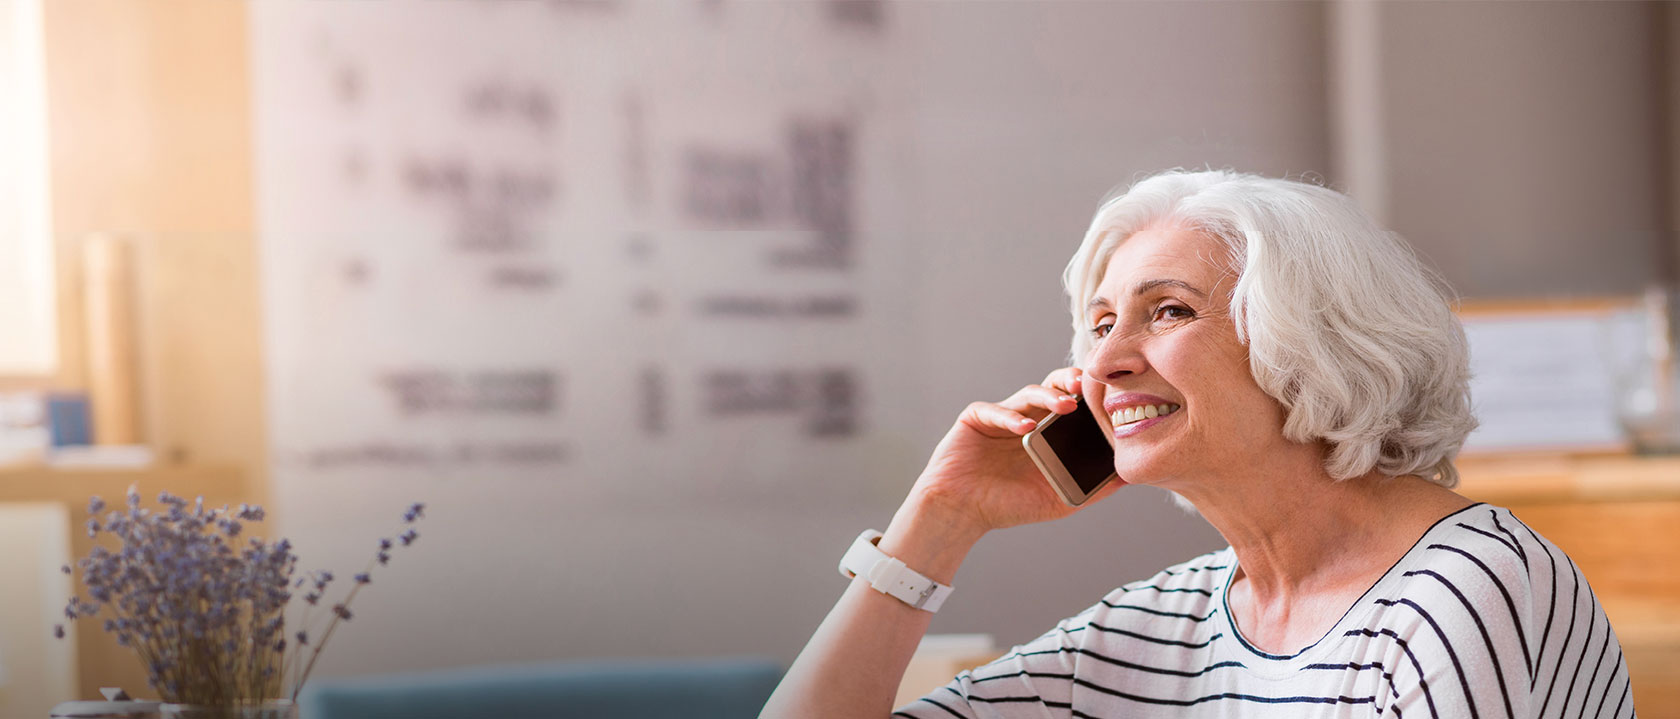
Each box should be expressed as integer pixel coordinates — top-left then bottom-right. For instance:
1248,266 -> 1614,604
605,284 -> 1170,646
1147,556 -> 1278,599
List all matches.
1063,169 -> 1477,488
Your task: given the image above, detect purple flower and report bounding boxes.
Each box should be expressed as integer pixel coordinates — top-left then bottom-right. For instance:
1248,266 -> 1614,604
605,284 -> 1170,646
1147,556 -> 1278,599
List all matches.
403,503 -> 426,523
400,529 -> 418,546
58,492 -> 427,705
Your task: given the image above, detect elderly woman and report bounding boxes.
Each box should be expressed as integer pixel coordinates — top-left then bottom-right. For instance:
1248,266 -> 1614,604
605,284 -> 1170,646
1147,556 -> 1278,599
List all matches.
761,170 -> 1635,718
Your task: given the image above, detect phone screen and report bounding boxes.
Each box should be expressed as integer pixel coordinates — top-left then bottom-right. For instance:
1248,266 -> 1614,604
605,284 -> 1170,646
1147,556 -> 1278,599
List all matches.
1040,402 -> 1116,493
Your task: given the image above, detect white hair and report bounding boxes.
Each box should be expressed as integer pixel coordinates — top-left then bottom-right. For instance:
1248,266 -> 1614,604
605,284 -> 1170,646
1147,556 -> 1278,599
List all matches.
1063,169 -> 1477,488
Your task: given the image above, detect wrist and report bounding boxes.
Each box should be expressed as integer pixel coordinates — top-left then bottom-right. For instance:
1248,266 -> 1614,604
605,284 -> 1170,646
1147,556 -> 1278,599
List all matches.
877,491 -> 987,585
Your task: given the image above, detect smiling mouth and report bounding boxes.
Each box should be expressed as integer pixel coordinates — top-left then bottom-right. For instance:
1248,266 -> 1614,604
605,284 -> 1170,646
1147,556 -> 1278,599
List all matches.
1109,403 -> 1182,428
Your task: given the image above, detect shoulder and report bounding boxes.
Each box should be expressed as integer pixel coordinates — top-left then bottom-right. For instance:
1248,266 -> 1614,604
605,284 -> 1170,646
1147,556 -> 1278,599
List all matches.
1399,504 -> 1539,607
1373,504 -> 1634,716
1379,503 -> 1578,643
1398,503 -> 1584,617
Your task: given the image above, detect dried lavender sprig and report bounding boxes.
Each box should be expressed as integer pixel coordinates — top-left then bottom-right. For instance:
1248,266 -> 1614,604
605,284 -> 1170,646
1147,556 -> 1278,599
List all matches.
286,502 -> 425,701
59,491 -> 426,706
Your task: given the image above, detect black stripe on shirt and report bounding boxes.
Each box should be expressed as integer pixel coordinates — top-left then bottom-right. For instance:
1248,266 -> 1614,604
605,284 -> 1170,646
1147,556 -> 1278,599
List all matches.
1591,647 -> 1625,719
967,668 -> 1075,685
1456,522 -> 1522,560
1426,542 -> 1534,681
1069,675 -> 1378,708
1402,568 -> 1515,719
1158,564 -> 1229,576
1580,615 -> 1614,718
1515,515 -> 1560,691
1097,600 -> 1218,622
986,645 -> 1247,679
1538,555 -> 1582,717
908,695 -> 966,718
1112,584 -> 1215,597
1610,671 -> 1631,719
1347,623 -> 1442,719
1301,661 -> 1403,702
1487,510 -> 1528,569
1081,621 -> 1222,649
955,681 -> 1071,710
1375,597 -> 1481,719
1559,590 -> 1597,717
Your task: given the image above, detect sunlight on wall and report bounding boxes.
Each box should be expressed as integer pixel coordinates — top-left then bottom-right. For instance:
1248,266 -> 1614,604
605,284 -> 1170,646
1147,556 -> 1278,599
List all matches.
0,0 -> 57,376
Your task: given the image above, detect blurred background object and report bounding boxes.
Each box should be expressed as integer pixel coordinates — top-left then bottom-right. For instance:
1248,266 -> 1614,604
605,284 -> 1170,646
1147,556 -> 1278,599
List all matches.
1,0 -> 1678,715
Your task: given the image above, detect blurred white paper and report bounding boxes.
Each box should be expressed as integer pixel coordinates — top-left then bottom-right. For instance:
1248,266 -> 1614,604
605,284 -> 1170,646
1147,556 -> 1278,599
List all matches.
1461,308 -> 1642,453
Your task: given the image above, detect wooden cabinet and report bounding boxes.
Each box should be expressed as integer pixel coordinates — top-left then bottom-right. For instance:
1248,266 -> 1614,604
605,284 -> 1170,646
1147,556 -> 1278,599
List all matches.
1457,454 -> 1680,716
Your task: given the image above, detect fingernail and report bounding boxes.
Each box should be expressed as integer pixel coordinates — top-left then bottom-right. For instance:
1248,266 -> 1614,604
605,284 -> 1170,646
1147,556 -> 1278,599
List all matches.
1060,394 -> 1077,402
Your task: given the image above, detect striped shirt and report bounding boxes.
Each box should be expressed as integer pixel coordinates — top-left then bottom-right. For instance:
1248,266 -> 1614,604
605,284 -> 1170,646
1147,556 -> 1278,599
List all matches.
896,503 -> 1635,718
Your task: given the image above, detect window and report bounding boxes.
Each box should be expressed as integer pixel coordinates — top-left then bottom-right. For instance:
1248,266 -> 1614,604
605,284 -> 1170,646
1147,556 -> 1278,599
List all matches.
0,0 -> 56,376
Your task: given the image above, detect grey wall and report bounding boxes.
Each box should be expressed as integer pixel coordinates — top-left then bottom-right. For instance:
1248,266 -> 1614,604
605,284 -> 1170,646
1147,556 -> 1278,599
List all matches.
1377,1 -> 1669,297
248,0 -> 1674,679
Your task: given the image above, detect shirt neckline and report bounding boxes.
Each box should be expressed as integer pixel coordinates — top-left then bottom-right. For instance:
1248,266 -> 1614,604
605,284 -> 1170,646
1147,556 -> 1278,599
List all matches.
1215,501 -> 1488,674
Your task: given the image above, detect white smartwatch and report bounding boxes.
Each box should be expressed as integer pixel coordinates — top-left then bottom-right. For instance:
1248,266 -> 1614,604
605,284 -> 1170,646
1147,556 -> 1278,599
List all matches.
838,529 -> 954,613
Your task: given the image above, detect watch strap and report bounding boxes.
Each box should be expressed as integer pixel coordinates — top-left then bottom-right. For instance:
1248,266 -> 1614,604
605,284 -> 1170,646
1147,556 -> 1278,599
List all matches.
838,529 -> 953,612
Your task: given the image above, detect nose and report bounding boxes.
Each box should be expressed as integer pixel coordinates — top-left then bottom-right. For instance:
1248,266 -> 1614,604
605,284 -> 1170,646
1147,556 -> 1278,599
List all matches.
1082,328 -> 1148,386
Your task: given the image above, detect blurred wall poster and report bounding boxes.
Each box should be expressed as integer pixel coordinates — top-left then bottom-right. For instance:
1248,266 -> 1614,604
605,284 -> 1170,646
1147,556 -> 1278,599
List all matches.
252,1 -> 912,509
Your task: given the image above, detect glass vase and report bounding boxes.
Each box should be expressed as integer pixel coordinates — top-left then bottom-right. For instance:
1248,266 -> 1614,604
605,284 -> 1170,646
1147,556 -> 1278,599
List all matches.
156,701 -> 295,719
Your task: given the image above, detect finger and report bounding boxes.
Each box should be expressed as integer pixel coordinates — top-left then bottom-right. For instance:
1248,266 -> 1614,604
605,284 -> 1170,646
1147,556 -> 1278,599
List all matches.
961,401 -> 1043,437
1001,384 -> 1080,416
1041,366 -> 1084,398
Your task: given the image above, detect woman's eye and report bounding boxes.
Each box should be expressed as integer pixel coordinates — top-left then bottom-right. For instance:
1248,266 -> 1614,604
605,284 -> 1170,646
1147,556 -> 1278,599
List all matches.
1089,322 -> 1114,339
1154,304 -> 1194,322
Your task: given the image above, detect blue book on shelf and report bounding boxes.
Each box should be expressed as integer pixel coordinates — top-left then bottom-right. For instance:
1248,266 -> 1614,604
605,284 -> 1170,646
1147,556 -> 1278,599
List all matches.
46,394 -> 92,447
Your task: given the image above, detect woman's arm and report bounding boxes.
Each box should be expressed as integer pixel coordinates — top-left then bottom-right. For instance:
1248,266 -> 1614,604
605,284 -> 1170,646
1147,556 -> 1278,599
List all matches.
760,367 -> 1121,719
758,491 -> 984,719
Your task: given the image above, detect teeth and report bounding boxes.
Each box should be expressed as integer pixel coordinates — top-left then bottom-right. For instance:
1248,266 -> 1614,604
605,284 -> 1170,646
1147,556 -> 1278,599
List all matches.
1109,403 -> 1180,427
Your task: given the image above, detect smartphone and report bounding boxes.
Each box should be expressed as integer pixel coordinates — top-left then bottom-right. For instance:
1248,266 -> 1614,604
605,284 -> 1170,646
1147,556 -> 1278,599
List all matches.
1022,397 -> 1118,507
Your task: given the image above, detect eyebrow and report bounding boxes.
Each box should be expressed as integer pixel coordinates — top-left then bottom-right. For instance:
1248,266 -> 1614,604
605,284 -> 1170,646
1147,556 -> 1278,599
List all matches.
1086,279 -> 1207,312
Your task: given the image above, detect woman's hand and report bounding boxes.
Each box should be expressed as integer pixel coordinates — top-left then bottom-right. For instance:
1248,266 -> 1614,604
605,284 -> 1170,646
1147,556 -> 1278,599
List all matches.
761,367 -> 1125,719
903,366 -> 1124,539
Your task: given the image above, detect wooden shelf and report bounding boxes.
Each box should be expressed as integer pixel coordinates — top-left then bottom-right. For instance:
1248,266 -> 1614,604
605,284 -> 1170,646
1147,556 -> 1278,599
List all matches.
0,462 -> 248,505
1456,453 -> 1680,504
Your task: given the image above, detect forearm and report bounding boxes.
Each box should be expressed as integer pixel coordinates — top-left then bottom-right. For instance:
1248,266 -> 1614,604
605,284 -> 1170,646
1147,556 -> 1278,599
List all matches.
760,494 -> 986,719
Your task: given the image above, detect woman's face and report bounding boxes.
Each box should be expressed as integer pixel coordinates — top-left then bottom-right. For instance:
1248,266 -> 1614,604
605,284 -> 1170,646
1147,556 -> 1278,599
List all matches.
1078,223 -> 1293,487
